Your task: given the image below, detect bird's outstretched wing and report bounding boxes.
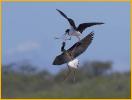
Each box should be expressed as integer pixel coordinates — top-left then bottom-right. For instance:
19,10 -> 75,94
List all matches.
56,9 -> 76,29
77,22 -> 104,33
53,32 -> 94,65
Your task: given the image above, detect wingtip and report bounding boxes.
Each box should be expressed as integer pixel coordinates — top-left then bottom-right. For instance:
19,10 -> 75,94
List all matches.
90,33 -> 94,40
90,31 -> 94,35
95,22 -> 105,25
100,22 -> 105,24
89,31 -> 94,38
56,9 -> 60,12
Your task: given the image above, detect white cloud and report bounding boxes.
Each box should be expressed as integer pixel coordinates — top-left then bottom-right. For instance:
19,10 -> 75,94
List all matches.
7,41 -> 40,55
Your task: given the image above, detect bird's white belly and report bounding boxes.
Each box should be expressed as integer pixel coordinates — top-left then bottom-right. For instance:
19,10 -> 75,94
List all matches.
69,30 -> 81,36
68,59 -> 79,69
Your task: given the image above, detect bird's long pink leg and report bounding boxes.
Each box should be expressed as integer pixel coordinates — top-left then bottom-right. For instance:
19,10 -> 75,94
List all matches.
73,70 -> 76,82
64,65 -> 71,81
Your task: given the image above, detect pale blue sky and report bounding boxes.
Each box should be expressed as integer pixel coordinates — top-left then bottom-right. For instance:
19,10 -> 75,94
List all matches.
2,2 -> 130,73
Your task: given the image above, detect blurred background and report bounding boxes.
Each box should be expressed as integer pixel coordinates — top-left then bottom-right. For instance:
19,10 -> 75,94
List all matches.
2,2 -> 130,98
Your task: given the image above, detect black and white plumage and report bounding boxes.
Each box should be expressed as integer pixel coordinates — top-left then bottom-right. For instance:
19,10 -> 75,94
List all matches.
53,31 -> 94,65
56,9 -> 103,41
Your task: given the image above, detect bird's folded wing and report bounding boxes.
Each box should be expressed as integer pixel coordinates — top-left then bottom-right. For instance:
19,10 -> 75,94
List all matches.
52,32 -> 94,65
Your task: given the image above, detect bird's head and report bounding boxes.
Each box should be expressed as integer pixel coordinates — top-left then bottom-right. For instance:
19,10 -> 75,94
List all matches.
65,29 -> 70,35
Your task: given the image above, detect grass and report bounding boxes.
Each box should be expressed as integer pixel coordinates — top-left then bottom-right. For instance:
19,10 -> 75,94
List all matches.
2,71 -> 130,98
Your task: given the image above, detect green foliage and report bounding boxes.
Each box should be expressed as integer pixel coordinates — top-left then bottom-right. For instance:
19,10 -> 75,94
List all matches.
80,61 -> 112,77
2,61 -> 130,98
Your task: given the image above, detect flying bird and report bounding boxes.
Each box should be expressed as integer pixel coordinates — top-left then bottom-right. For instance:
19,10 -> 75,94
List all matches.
56,9 -> 103,41
53,31 -> 94,65
53,31 -> 94,81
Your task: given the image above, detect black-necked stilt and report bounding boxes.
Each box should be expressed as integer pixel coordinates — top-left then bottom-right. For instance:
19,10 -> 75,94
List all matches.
53,31 -> 94,65
56,9 -> 103,42
53,32 -> 94,81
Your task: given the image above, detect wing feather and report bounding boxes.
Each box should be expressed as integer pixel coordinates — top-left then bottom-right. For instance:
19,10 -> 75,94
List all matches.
77,22 -> 104,33
56,9 -> 76,29
53,32 -> 94,65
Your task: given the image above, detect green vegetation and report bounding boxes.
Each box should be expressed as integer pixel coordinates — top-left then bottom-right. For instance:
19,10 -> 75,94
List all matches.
2,61 -> 130,98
